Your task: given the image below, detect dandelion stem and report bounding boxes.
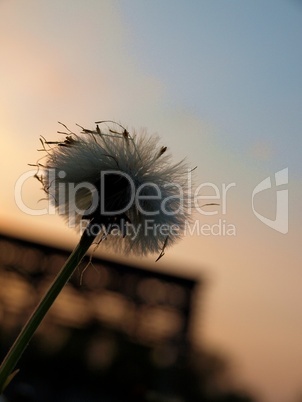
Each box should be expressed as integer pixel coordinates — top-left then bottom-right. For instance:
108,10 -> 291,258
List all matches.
0,225 -> 97,393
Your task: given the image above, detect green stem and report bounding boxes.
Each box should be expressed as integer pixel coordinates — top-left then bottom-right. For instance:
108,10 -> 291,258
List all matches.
0,226 -> 96,393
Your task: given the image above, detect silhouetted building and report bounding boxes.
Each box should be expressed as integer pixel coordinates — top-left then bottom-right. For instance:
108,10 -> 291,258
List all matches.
0,232 -> 257,402
0,232 -> 199,401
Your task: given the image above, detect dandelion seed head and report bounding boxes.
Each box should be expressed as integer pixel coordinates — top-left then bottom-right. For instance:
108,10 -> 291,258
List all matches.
38,122 -> 192,257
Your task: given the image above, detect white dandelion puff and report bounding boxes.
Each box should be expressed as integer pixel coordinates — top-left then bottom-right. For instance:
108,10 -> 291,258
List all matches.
36,121 -> 192,257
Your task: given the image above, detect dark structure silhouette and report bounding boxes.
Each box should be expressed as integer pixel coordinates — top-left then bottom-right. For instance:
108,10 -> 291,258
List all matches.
0,232 -> 256,402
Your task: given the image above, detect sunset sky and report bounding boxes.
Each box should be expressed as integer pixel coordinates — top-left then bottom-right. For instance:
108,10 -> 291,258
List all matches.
1,1 -> 302,401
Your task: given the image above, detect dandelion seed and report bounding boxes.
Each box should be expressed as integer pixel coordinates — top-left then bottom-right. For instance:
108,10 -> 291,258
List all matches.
37,121 -> 191,257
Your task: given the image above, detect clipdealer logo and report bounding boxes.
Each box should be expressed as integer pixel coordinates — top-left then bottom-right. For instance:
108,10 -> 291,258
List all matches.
252,168 -> 288,234
14,168 -> 289,236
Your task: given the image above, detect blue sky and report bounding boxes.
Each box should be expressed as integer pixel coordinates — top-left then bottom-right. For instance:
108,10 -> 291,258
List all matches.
118,0 -> 302,174
0,1 -> 302,401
